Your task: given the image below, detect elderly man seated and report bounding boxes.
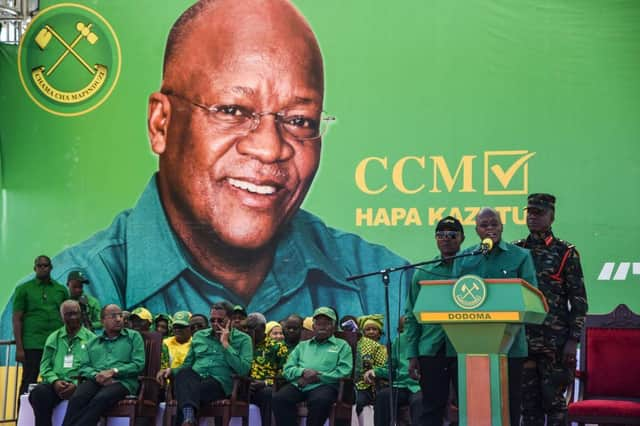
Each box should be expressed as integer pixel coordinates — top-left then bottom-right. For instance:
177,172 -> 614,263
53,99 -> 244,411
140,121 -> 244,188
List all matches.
156,301 -> 253,426
61,304 -> 145,426
28,300 -> 95,426
272,307 -> 353,426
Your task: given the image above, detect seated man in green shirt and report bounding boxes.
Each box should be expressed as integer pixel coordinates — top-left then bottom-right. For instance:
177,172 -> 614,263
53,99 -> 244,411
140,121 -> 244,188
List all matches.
29,300 -> 95,426
272,307 -> 353,426
61,304 -> 145,426
453,207 -> 538,426
66,271 -> 101,332
156,301 -> 253,426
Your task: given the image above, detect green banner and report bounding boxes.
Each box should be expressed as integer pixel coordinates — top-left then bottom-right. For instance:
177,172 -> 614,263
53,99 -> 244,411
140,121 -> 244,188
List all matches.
1,0 -> 639,331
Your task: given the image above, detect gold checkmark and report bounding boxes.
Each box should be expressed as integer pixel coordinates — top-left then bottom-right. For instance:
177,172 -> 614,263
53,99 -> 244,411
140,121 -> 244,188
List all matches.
490,152 -> 536,188
484,151 -> 536,195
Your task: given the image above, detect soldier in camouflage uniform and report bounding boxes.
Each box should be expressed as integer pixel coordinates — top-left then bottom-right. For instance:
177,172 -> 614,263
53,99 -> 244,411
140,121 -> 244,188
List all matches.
514,193 -> 588,426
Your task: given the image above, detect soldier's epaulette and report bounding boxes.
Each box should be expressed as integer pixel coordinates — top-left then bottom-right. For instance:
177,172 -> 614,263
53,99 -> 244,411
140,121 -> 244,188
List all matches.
557,239 -> 580,257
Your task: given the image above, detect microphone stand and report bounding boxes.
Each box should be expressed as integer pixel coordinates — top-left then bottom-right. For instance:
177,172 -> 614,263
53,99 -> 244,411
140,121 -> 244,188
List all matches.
346,248 -> 486,426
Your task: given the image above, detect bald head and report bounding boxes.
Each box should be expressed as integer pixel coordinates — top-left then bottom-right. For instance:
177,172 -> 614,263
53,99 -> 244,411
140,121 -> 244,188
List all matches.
475,207 -> 503,245
162,0 -> 323,95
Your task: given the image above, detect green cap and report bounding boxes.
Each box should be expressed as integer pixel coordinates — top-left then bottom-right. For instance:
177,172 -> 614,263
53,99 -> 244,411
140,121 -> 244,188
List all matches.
313,307 -> 337,323
172,311 -> 192,326
232,305 -> 247,316
67,271 -> 89,284
130,307 -> 153,323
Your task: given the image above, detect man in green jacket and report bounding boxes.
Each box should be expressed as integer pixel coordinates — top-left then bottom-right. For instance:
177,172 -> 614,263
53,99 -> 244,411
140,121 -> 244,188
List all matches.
61,304 -> 145,426
13,255 -> 68,395
404,216 -> 464,426
272,307 -> 353,426
29,300 -> 95,426
156,301 -> 253,426
453,207 -> 538,426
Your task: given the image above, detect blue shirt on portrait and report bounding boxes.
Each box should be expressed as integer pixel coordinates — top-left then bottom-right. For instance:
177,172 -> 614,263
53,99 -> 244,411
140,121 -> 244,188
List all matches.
1,175 -> 409,344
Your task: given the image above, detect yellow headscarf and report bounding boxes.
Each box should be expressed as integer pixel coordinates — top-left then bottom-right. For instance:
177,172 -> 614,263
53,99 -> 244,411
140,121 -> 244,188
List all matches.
265,321 -> 282,337
357,314 -> 384,332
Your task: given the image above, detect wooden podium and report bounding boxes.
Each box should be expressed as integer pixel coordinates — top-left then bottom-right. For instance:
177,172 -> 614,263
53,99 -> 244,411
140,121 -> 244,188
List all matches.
413,275 -> 548,426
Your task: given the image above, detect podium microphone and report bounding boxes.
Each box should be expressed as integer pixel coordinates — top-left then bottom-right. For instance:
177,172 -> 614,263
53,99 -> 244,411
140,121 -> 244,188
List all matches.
480,238 -> 494,255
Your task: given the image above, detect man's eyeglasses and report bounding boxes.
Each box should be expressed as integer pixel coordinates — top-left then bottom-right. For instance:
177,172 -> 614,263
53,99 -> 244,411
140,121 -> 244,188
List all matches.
436,230 -> 460,240
36,263 -> 51,268
103,312 -> 124,320
209,318 -> 227,325
162,91 -> 335,142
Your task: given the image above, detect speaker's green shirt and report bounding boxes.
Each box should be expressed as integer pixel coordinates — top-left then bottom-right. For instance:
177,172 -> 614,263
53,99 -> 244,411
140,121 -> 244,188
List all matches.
453,240 -> 538,357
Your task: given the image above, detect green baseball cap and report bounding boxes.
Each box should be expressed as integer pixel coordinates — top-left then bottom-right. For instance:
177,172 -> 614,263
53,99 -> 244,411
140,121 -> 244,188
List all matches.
172,311 -> 192,326
130,307 -> 153,323
313,307 -> 337,323
67,270 -> 89,284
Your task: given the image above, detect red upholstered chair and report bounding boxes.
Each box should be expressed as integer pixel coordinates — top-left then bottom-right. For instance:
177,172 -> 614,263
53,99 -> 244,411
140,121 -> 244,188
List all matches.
567,304 -> 640,425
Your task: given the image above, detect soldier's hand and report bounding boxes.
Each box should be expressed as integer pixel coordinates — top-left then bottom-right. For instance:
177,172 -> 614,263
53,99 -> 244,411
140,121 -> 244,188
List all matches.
408,357 -> 421,381
363,369 -> 376,385
156,368 -> 172,385
562,339 -> 578,368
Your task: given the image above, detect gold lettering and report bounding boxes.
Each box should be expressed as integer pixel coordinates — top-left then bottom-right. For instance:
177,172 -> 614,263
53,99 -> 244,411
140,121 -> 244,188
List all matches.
374,208 -> 391,226
428,207 -> 447,225
392,156 -> 425,194
512,206 -> 526,225
405,208 -> 422,226
355,157 -> 388,195
495,206 -> 510,225
429,155 -> 476,193
355,208 -> 373,227
463,207 -> 480,225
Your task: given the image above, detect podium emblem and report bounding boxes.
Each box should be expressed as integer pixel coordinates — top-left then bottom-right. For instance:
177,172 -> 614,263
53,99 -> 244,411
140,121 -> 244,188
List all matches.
18,3 -> 121,116
452,275 -> 487,310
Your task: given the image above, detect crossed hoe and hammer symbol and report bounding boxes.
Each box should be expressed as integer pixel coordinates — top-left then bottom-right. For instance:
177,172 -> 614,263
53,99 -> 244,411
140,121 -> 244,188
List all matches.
460,282 -> 480,301
35,22 -> 99,76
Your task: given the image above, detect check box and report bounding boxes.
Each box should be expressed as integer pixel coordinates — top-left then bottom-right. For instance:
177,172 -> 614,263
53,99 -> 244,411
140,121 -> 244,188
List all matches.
484,150 -> 536,195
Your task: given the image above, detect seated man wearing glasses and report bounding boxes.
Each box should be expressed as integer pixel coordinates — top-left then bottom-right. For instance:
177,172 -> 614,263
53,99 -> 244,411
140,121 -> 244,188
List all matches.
0,0 -> 409,342
156,301 -> 253,425
61,304 -> 145,426
404,216 -> 464,426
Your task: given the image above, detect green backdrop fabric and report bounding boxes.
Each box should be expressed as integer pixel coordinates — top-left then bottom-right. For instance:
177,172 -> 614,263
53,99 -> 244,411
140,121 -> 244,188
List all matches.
1,0 -> 639,315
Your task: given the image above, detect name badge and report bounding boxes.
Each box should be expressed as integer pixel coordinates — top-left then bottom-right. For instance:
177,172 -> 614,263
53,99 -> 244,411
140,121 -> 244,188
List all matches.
64,354 -> 74,368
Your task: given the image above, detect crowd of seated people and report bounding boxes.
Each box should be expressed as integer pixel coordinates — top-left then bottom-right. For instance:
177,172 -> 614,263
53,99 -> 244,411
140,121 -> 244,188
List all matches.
15,279 -> 430,426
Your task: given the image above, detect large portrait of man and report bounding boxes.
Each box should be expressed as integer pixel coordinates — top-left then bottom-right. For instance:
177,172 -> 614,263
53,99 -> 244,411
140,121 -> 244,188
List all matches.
0,0 -> 409,336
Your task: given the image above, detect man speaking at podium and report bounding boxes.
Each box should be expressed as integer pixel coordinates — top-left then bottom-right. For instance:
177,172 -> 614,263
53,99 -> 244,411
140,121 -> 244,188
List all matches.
453,207 -> 538,426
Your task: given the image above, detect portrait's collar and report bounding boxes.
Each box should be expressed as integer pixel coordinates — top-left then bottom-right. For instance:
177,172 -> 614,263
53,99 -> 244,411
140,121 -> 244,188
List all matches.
125,174 -> 190,308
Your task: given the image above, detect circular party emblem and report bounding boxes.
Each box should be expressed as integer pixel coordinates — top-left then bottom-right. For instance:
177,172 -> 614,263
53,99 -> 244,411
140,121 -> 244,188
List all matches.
18,3 -> 121,116
452,275 -> 487,310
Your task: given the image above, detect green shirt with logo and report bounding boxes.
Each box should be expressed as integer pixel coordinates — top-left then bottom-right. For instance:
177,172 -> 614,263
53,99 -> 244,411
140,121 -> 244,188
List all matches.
453,240 -> 539,357
173,328 -> 253,396
78,328 -> 145,394
283,335 -> 353,391
39,326 -> 96,384
13,278 -> 68,349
